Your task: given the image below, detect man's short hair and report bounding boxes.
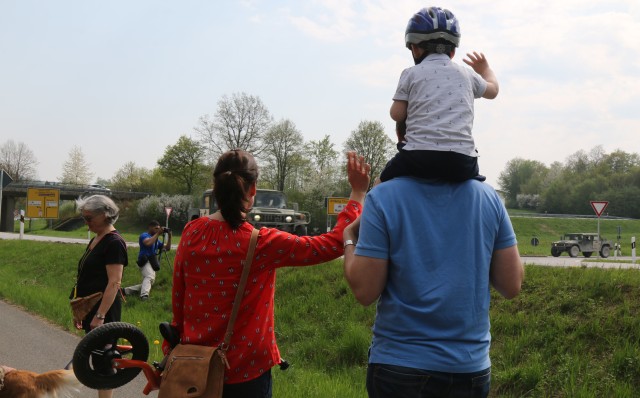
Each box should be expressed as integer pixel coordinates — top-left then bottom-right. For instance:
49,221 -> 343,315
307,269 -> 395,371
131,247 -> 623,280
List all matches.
148,220 -> 160,227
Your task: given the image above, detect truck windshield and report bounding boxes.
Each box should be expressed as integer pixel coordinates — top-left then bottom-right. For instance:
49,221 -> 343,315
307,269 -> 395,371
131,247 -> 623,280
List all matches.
255,191 -> 286,208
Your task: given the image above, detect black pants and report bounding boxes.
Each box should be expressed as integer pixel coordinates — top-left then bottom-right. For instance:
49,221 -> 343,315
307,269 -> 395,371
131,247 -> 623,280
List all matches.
380,149 -> 484,183
222,369 -> 272,398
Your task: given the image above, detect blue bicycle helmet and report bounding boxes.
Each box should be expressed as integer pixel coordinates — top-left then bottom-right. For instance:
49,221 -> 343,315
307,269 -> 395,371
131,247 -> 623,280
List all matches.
405,7 -> 460,49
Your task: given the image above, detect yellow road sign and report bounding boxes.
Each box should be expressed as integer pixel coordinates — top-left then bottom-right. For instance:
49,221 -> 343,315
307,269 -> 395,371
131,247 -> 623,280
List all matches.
327,197 -> 350,216
26,188 -> 60,219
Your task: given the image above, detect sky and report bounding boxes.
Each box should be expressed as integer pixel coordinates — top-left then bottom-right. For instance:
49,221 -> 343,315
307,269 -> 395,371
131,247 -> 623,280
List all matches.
1,0 -> 639,189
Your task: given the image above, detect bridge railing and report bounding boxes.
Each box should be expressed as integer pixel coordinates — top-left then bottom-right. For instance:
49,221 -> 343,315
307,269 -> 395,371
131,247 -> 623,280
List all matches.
2,181 -> 150,200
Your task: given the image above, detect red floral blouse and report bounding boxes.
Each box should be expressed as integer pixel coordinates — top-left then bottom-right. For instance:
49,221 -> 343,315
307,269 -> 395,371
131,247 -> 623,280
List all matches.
167,200 -> 362,384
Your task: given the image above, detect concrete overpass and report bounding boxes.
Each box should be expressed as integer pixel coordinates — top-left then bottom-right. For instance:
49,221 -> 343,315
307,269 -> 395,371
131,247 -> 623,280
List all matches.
0,181 -> 151,232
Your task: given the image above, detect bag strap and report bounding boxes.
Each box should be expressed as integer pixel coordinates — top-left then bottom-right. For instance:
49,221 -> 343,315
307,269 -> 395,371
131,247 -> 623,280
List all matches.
222,228 -> 259,347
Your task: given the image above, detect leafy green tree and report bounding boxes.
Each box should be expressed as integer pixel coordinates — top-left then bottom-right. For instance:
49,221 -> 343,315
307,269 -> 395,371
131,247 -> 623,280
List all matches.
147,168 -> 181,195
195,92 -> 272,159
261,119 -> 304,192
343,120 -> 395,191
304,135 -> 340,190
59,146 -> 93,185
498,158 -> 549,208
109,161 -> 153,192
157,135 -> 208,194
603,186 -> 640,218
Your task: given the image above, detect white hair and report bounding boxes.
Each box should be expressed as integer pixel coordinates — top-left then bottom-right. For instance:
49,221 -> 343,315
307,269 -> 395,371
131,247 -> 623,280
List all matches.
76,195 -> 120,225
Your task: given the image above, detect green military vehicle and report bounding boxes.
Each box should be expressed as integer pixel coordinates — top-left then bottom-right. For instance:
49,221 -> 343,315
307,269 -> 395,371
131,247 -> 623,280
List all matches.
550,233 -> 612,258
247,189 -> 310,235
199,188 -> 310,235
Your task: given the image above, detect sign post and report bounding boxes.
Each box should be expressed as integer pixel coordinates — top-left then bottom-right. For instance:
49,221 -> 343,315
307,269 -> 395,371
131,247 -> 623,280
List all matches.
26,188 -> 60,219
0,170 -> 14,231
325,197 -> 349,232
164,207 -> 173,228
590,201 -> 609,238
632,237 -> 636,265
19,210 -> 25,239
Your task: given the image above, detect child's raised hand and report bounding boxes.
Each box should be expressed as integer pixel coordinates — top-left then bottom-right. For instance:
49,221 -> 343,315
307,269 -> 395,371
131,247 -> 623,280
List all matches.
464,51 -> 499,99
463,51 -> 490,74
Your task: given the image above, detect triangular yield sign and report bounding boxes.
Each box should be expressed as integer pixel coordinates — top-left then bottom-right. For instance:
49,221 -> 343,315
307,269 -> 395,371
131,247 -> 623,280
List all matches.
590,201 -> 609,217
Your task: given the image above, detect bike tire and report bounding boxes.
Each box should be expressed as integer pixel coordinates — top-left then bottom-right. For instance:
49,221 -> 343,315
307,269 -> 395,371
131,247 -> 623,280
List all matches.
72,322 -> 149,390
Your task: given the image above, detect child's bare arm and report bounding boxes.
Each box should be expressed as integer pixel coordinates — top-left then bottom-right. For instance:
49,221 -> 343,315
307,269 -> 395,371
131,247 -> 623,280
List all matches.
463,51 -> 499,99
390,100 -> 408,122
390,101 -> 408,143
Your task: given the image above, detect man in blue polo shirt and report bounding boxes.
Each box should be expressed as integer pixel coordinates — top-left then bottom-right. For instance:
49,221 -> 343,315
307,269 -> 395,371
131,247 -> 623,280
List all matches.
343,177 -> 524,398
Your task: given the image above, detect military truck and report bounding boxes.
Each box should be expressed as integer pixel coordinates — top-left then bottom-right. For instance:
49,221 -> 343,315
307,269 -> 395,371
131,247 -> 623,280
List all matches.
247,189 -> 310,235
550,233 -> 612,258
200,188 -> 310,235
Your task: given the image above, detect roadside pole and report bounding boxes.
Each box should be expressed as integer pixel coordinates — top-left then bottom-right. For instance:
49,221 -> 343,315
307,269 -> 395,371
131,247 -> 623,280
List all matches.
19,210 -> 25,239
632,237 -> 636,265
0,172 -> 3,229
164,207 -> 172,229
0,170 -> 13,232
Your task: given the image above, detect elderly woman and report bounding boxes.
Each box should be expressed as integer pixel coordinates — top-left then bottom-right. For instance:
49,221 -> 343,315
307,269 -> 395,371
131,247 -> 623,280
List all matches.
165,150 -> 370,398
72,194 -> 128,398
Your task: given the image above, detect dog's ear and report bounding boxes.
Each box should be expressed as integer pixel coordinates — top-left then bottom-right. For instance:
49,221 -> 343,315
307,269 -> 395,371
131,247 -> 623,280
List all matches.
0,365 -> 5,391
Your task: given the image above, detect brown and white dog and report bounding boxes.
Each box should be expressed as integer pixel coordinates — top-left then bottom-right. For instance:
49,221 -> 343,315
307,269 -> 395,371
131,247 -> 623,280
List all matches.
0,365 -> 81,398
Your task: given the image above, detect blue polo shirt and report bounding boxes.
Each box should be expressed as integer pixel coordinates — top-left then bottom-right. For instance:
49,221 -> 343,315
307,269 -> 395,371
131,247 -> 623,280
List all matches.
356,178 -> 516,373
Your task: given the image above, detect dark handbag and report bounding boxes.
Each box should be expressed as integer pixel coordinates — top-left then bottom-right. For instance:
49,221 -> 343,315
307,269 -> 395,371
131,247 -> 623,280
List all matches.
136,255 -> 149,268
158,228 -> 259,398
136,254 -> 161,271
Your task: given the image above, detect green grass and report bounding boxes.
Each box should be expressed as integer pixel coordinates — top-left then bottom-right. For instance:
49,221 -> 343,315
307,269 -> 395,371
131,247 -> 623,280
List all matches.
3,238 -> 640,396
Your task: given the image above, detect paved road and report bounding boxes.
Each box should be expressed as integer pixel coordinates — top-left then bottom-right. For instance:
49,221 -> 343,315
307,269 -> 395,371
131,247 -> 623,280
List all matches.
521,255 -> 640,269
0,231 -> 138,247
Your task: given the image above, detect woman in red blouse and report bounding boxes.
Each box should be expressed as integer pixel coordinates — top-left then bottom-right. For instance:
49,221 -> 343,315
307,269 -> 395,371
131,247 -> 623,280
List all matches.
167,149 -> 370,397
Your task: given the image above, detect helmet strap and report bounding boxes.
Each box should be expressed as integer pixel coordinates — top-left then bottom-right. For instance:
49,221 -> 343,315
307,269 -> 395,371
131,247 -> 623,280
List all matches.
426,42 -> 454,54
413,42 -> 455,64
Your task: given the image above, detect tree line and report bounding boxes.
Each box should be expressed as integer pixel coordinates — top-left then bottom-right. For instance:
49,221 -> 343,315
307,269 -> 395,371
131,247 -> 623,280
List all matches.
498,146 -> 640,218
5,103 -> 640,224
1,92 -> 395,232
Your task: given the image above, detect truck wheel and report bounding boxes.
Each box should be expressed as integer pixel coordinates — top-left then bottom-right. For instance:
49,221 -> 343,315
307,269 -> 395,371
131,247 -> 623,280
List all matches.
583,252 -> 592,258
551,247 -> 561,257
600,245 -> 611,258
294,225 -> 307,236
569,245 -> 580,258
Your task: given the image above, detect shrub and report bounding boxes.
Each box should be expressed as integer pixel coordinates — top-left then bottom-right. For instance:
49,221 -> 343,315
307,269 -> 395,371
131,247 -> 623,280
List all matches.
136,194 -> 195,229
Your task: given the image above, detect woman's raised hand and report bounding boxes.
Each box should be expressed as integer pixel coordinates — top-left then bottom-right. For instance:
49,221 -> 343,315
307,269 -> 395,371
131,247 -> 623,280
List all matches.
346,151 -> 371,203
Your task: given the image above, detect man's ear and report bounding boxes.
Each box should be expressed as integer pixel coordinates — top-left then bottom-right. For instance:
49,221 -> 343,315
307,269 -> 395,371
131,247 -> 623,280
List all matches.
450,48 -> 456,58
249,182 -> 257,197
